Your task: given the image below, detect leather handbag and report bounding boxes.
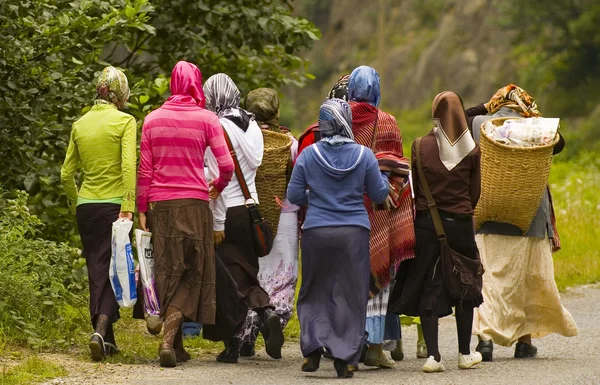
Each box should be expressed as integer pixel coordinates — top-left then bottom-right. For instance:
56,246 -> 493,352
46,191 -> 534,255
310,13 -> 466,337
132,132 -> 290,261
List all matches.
223,130 -> 274,257
415,137 -> 484,302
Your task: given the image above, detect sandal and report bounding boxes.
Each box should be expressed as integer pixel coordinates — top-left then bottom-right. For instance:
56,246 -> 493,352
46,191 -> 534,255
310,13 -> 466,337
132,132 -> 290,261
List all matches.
104,342 -> 120,357
89,333 -> 105,362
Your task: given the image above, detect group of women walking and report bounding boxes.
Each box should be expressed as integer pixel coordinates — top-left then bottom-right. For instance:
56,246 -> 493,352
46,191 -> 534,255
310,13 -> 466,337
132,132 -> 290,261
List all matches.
61,59 -> 578,379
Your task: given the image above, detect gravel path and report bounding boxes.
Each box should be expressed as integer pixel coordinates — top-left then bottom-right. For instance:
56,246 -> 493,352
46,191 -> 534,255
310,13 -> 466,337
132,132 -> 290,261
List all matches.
45,285 -> 599,384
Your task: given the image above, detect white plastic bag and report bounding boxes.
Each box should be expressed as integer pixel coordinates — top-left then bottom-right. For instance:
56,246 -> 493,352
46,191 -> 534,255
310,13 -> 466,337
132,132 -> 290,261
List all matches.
135,229 -> 162,334
110,218 -> 137,308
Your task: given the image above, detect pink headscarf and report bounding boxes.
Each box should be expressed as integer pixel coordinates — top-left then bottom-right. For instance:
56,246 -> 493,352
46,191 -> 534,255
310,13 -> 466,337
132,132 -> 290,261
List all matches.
168,61 -> 206,108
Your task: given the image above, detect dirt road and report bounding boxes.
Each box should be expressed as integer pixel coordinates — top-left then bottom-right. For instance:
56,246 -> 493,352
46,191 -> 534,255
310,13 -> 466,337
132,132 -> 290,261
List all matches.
45,285 -> 599,384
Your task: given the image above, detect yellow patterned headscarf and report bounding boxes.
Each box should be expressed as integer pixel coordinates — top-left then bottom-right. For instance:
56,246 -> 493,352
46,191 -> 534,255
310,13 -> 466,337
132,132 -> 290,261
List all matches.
95,66 -> 130,108
486,84 -> 541,117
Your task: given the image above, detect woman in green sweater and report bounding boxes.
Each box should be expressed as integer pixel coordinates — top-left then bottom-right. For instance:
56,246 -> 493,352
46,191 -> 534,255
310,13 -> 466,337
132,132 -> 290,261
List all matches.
61,66 -> 136,361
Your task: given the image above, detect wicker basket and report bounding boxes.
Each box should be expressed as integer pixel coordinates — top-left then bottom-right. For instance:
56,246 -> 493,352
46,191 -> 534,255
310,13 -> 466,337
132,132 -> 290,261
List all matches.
475,117 -> 559,233
256,130 -> 292,236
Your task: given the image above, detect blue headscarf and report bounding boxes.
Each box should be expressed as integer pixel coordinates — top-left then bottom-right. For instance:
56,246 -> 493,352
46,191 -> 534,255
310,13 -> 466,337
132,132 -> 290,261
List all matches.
318,98 -> 354,145
348,66 -> 381,107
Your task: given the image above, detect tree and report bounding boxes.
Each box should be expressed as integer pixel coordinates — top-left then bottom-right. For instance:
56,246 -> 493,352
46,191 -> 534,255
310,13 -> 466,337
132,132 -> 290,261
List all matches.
0,0 -> 320,242
498,1 -> 600,116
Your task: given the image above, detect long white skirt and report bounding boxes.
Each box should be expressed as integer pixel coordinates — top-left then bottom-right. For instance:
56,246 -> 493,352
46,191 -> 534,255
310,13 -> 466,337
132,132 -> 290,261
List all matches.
472,234 -> 579,346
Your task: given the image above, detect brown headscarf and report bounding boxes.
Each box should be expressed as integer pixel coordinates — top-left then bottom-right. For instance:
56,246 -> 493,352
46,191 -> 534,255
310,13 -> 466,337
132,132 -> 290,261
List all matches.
431,91 -> 475,170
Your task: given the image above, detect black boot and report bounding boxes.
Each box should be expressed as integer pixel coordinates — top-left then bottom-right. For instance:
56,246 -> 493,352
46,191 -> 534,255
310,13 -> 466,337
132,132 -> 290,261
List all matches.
301,349 -> 322,372
217,338 -> 241,363
259,308 -> 284,359
334,358 -> 354,379
514,342 -> 537,359
476,340 -> 493,362
239,341 -> 256,357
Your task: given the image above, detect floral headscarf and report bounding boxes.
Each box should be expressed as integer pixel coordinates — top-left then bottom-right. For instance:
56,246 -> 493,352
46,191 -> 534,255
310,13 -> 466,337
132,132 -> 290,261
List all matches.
245,88 -> 280,131
486,84 -> 541,117
327,74 -> 350,101
95,66 -> 130,108
318,98 -> 354,145
348,66 -> 381,107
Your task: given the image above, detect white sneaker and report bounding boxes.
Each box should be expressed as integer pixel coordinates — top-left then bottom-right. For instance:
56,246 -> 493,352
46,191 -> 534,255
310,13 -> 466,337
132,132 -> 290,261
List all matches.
458,351 -> 483,369
422,356 -> 445,373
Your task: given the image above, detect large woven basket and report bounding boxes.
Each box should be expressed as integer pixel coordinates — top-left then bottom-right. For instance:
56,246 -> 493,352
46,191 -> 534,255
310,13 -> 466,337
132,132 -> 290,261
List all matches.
256,130 -> 292,236
475,117 -> 559,233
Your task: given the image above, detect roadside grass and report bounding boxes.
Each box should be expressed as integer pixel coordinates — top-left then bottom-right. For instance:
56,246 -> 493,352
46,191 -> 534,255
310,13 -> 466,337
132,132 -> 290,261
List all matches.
0,356 -> 66,385
549,153 -> 600,291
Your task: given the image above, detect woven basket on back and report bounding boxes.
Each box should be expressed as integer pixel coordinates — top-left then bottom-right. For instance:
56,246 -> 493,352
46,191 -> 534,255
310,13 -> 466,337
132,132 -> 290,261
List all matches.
256,130 -> 292,236
475,117 -> 559,233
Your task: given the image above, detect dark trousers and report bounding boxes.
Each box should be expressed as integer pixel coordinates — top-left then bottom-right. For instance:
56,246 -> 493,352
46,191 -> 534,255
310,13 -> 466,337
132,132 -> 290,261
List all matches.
76,203 -> 121,339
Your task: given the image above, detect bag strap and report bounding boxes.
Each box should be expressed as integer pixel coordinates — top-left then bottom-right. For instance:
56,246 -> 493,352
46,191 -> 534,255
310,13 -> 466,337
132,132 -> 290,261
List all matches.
370,111 -> 380,151
415,137 -> 447,240
222,128 -> 253,202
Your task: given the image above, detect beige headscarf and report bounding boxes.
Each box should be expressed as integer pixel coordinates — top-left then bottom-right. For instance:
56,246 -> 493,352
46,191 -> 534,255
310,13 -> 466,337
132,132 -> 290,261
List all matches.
431,91 -> 476,171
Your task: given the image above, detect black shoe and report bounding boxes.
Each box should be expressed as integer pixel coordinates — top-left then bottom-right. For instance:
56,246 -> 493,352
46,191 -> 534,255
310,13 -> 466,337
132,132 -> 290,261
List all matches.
216,339 -> 240,363
301,351 -> 322,372
514,342 -> 537,359
239,341 -> 256,357
89,333 -> 105,362
359,344 -> 367,363
261,309 -> 284,359
323,349 -> 334,360
476,340 -> 493,362
334,359 -> 354,379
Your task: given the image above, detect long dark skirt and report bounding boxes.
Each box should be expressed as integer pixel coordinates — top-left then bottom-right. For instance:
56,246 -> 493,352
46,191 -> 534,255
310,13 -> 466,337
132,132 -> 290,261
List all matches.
148,199 -> 215,324
389,211 -> 483,318
203,205 -> 270,342
77,203 -> 121,329
299,226 -> 370,366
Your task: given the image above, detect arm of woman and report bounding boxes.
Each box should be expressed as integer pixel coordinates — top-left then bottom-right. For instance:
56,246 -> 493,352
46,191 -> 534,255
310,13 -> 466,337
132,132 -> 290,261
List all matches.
60,127 -> 80,214
553,132 -> 565,155
287,151 -> 309,206
207,119 -> 234,193
410,141 -> 419,198
364,150 -> 389,204
137,123 -> 153,214
470,146 -> 482,209
120,117 -> 137,216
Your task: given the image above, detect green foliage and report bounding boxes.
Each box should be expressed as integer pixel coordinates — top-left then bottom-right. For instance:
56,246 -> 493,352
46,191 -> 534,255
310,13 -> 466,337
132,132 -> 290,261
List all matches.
497,1 -> 600,116
0,191 -> 88,350
0,0 -> 155,242
0,0 -> 319,243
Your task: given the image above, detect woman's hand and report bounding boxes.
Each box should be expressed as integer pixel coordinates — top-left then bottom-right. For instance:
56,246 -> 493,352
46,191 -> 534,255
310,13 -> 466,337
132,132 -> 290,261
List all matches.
213,230 -> 225,247
209,181 -> 221,200
119,211 -> 133,221
138,212 -> 149,232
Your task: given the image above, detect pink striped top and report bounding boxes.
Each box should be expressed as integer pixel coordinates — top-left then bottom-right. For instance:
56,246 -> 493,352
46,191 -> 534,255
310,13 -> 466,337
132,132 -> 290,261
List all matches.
137,98 -> 234,212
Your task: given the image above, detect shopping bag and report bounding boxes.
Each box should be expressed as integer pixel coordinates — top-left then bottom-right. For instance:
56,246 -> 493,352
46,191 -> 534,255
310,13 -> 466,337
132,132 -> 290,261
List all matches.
110,218 -> 137,308
135,229 -> 162,334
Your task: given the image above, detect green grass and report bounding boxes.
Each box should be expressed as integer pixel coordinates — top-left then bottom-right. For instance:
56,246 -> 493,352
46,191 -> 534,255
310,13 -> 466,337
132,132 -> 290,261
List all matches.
549,153 -> 600,291
0,356 -> 67,385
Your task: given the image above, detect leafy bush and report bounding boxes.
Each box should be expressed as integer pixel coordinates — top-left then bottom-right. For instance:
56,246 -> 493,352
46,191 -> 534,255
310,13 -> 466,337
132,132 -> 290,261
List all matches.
0,191 -> 88,350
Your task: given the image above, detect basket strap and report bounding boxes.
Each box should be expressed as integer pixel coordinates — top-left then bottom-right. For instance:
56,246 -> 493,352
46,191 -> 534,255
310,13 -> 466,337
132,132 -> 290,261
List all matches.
415,137 -> 447,240
222,128 -> 253,202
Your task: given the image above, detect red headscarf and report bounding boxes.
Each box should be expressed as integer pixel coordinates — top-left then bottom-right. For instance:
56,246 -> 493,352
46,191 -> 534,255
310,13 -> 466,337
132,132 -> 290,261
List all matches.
168,61 -> 206,108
